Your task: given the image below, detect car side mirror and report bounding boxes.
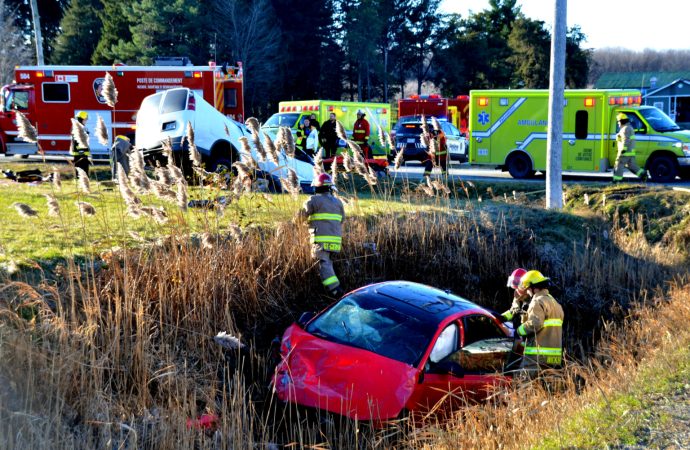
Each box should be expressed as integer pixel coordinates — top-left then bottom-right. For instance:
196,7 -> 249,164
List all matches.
434,360 -> 464,377
297,312 -> 316,328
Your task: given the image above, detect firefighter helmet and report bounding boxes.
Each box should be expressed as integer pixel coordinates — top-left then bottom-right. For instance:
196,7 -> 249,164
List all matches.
616,112 -> 628,122
519,270 -> 550,290
76,111 -> 89,121
507,268 -> 527,289
312,173 -> 333,187
356,109 -> 365,116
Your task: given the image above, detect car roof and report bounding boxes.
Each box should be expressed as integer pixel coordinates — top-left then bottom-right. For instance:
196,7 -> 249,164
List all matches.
347,281 -> 488,326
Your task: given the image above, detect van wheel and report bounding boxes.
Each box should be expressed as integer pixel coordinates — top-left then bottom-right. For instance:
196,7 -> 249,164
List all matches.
506,152 -> 534,179
647,155 -> 678,183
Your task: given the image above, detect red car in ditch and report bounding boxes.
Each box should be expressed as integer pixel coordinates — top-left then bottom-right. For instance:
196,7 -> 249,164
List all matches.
272,281 -> 523,423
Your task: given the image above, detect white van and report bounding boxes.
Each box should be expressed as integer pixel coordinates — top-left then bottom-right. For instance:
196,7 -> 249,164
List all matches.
136,88 -> 314,190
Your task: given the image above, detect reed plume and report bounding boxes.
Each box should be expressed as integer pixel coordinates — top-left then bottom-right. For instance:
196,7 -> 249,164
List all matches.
421,114 -> 429,135
342,151 -> 353,173
283,126 -> 296,157
336,120 -> 347,141
176,180 -> 188,211
102,72 -> 118,107
11,202 -> 38,218
263,132 -> 280,164
16,111 -> 38,143
431,116 -> 441,131
187,122 -> 202,168
44,194 -> 60,217
393,149 -> 405,170
117,163 -> 141,206
245,117 -> 260,133
75,167 -> 91,194
213,332 -> 245,350
238,136 -> 258,170
71,118 -> 89,149
95,115 -> 109,146
162,137 -> 174,163
251,129 -> 267,162
52,169 -> 61,190
378,126 -> 386,147
75,201 -> 96,216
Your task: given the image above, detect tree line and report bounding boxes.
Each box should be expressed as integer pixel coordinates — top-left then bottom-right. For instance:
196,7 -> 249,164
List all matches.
3,0 -> 597,118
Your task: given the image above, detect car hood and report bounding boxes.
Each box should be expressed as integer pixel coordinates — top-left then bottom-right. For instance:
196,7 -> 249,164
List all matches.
273,324 -> 418,421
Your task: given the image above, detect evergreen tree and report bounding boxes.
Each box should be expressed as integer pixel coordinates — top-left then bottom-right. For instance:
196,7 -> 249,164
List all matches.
507,17 -> 550,88
91,0 -> 134,64
111,0 -> 209,65
51,0 -> 102,64
566,26 -> 591,88
0,0 -> 32,83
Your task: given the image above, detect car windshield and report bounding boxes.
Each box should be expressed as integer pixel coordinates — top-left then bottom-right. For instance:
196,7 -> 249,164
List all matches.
264,113 -> 301,128
639,108 -> 681,132
306,293 -> 436,366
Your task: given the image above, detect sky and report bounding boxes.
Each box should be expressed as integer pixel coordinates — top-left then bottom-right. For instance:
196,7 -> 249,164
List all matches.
440,0 -> 690,51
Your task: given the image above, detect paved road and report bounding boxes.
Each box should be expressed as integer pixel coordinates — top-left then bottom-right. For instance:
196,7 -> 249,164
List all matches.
4,154 -> 690,189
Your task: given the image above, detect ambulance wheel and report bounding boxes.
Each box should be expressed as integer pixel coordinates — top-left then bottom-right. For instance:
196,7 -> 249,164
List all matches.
647,155 -> 678,183
506,152 -> 534,179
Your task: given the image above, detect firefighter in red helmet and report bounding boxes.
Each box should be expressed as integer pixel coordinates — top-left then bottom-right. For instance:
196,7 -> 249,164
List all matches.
299,173 -> 345,297
498,268 -> 529,325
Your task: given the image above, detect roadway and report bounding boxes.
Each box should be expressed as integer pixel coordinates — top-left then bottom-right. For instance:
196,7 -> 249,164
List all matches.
3,154 -> 690,189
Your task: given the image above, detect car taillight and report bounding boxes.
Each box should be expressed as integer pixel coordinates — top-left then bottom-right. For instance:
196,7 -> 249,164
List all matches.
187,95 -> 196,110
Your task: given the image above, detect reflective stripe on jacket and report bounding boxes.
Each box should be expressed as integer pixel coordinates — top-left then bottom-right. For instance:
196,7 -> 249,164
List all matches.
303,193 -> 345,252
616,123 -> 635,155
517,289 -> 564,367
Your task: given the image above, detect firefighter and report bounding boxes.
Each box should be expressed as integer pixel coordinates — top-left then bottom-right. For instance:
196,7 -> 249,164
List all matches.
516,270 -> 564,376
613,112 -> 647,183
299,173 -> 345,297
111,135 -> 132,180
320,112 -> 339,159
423,126 -> 448,177
353,110 -> 371,159
70,111 -> 91,176
498,268 -> 529,326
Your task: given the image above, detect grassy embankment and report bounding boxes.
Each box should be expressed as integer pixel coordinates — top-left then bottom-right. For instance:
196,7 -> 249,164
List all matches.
1,155 -> 689,448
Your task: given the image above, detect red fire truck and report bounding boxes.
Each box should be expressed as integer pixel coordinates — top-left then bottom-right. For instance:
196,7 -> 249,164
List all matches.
0,61 -> 244,157
398,94 -> 469,134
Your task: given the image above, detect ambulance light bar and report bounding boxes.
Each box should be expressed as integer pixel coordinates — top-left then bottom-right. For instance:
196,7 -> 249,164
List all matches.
478,97 -> 489,106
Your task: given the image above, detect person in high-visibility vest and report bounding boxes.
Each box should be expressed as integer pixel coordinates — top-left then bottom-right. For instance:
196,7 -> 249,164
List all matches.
498,268 -> 529,327
423,127 -> 448,177
299,173 -> 345,297
613,112 -> 647,183
516,270 -> 564,376
353,110 -> 370,158
70,111 -> 91,176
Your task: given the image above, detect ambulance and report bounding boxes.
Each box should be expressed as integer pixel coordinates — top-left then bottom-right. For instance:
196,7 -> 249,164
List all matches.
261,100 -> 393,171
0,61 -> 244,157
468,89 -> 690,182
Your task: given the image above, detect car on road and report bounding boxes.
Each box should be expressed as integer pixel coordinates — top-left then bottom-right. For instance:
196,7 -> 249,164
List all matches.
272,281 -> 521,424
392,116 -> 467,165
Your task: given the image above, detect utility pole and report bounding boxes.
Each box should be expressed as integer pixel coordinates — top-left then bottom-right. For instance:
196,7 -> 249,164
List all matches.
545,0 -> 567,209
29,0 -> 44,65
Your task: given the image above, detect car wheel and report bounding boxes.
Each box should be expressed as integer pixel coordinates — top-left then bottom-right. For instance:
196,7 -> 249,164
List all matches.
506,152 -> 535,179
647,155 -> 678,183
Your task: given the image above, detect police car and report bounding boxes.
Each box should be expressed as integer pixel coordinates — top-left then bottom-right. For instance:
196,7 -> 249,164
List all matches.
392,115 -> 467,165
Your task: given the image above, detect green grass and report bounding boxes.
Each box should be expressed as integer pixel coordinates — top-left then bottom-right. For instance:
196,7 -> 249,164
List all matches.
538,344 -> 690,449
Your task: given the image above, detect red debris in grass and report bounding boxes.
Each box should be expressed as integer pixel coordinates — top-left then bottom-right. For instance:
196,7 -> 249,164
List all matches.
186,413 -> 219,431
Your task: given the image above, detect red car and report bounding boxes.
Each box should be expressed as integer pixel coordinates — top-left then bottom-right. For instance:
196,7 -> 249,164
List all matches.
272,281 -> 522,423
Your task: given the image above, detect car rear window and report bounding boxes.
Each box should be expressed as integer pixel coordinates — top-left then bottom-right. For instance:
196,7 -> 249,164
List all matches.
139,93 -> 163,116
161,89 -> 188,114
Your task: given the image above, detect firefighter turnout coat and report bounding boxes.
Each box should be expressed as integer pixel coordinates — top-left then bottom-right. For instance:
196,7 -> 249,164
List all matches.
302,192 -> 345,292
517,289 -> 564,370
353,117 -> 370,145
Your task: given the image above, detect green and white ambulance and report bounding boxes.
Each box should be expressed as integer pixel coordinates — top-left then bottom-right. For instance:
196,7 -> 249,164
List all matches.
468,89 -> 690,182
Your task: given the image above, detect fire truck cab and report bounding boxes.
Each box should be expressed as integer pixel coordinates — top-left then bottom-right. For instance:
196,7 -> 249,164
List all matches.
398,94 -> 469,135
0,60 -> 244,157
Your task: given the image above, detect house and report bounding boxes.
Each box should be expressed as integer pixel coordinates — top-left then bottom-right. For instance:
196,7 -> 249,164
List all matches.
595,71 -> 690,128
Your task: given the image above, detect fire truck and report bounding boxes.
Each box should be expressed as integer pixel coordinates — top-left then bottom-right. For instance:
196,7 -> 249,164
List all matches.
0,60 -> 244,157
398,94 -> 469,134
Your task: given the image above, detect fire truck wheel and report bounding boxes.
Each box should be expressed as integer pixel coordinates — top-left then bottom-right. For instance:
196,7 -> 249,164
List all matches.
506,152 -> 535,179
647,155 -> 678,183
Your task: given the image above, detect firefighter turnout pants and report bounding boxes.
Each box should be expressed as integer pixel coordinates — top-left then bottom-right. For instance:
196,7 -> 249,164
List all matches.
613,154 -> 645,181
74,155 -> 90,176
423,155 -> 448,177
313,247 -> 340,293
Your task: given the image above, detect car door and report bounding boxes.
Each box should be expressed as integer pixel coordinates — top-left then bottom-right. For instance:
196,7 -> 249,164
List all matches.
407,314 -> 514,414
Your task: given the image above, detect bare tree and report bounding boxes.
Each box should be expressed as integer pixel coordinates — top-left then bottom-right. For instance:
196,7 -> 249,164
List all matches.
590,48 -> 690,84
212,0 -> 285,118
0,0 -> 32,85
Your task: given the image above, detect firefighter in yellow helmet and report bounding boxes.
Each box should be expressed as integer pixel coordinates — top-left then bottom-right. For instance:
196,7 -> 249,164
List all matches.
613,112 -> 647,183
70,111 -> 91,176
516,270 -> 564,376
